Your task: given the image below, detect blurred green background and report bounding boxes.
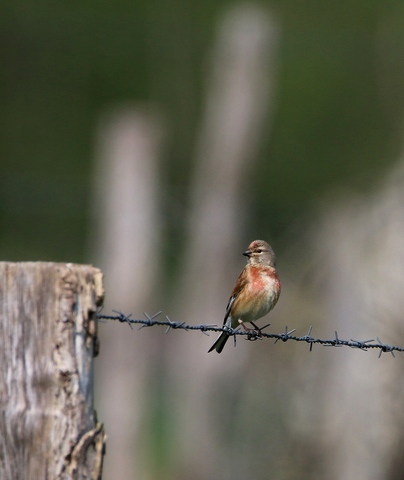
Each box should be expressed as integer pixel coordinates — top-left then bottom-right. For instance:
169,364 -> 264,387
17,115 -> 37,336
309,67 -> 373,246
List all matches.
2,0 -> 404,263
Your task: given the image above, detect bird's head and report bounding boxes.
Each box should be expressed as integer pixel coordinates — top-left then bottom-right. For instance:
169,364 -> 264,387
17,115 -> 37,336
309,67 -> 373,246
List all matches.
243,240 -> 276,267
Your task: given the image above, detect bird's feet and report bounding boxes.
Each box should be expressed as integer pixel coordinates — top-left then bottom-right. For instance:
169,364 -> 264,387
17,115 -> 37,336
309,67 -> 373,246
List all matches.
238,321 -> 271,341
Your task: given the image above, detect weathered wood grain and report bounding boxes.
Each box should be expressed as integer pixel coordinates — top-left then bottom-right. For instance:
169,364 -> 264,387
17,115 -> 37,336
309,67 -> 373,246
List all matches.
0,262 -> 105,480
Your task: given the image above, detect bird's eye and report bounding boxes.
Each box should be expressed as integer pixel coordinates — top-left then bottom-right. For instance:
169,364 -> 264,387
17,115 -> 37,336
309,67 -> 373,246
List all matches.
256,249 -> 262,253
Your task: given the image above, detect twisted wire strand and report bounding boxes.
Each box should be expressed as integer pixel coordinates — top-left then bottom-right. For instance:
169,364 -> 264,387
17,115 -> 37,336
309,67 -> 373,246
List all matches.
97,310 -> 403,358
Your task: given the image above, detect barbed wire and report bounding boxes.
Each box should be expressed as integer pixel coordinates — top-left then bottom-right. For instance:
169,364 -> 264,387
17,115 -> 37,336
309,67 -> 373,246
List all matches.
97,310 -> 404,358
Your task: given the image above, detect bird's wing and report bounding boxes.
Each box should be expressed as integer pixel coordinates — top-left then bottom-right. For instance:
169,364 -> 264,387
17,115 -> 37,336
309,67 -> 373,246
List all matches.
223,267 -> 249,325
223,295 -> 236,325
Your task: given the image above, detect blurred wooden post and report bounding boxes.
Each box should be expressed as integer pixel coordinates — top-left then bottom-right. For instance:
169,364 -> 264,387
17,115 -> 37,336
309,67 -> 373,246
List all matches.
0,262 -> 105,480
91,107 -> 162,480
170,5 -> 278,477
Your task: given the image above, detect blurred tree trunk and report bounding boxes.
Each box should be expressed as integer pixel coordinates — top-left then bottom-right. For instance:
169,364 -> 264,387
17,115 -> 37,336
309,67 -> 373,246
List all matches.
0,262 -> 105,480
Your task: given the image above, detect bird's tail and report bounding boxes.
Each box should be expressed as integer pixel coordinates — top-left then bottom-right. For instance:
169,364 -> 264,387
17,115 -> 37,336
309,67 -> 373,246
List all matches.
208,331 -> 230,353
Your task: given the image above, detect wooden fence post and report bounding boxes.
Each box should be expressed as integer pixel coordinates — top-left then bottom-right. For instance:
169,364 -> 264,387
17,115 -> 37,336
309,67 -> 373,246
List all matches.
0,262 -> 106,480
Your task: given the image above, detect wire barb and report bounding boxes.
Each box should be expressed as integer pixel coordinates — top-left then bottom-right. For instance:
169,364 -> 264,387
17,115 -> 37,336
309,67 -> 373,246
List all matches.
97,312 -> 404,357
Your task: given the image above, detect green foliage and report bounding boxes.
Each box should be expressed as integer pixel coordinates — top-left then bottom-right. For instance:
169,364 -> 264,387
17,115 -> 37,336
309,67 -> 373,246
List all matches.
0,0 -> 404,260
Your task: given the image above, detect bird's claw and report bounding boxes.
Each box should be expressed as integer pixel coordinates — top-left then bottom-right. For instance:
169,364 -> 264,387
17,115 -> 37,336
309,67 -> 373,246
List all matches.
245,329 -> 263,342
241,321 -> 270,341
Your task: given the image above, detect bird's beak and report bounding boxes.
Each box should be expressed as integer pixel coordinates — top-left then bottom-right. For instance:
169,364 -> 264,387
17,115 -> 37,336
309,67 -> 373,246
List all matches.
243,249 -> 252,257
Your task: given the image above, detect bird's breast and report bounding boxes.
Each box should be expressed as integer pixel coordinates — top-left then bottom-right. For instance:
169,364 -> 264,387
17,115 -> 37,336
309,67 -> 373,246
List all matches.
232,268 -> 280,322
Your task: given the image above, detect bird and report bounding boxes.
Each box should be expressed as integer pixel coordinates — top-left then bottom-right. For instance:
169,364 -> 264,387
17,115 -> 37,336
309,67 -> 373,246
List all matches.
208,239 -> 281,353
